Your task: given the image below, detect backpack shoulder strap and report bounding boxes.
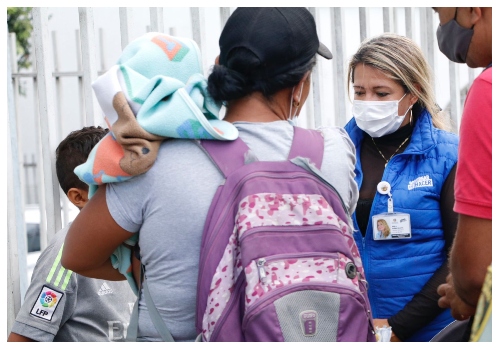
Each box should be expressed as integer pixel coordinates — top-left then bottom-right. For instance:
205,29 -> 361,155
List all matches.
287,126 -> 324,168
199,137 -> 250,178
199,126 -> 324,177
127,264 -> 175,342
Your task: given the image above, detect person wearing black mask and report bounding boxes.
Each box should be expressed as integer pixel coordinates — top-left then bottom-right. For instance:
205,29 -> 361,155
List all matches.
433,7 -> 492,342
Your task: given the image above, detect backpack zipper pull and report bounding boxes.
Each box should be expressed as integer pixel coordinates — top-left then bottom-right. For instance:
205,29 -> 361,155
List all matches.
257,258 -> 267,284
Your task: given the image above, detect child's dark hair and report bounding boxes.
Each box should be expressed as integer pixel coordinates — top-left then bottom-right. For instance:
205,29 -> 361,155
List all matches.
207,48 -> 316,103
55,126 -> 108,194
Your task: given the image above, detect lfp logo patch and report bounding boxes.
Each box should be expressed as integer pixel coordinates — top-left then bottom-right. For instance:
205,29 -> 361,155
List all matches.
30,286 -> 63,321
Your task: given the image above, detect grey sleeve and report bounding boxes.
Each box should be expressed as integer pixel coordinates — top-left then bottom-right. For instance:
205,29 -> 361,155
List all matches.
11,228 -> 77,341
318,126 -> 359,217
106,174 -> 148,233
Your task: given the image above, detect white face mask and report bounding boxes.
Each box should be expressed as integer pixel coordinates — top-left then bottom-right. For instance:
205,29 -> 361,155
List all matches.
288,82 -> 304,125
353,93 -> 412,138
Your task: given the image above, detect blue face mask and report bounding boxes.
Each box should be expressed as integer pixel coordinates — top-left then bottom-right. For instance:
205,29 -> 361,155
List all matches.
436,8 -> 474,64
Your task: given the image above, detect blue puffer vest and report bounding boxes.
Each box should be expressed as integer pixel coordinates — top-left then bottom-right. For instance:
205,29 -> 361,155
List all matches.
345,108 -> 458,342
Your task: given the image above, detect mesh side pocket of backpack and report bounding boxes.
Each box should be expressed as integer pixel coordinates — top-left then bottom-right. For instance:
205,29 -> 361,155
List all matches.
274,290 -> 340,342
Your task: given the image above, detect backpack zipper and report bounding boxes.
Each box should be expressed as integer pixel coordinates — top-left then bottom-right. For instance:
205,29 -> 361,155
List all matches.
239,222 -> 347,244
256,258 -> 266,283
254,252 -> 342,285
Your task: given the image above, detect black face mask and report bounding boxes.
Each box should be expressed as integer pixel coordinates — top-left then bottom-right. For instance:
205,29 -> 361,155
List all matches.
436,8 -> 474,63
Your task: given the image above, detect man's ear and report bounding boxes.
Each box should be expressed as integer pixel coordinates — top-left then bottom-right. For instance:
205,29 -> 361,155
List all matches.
66,188 -> 89,209
470,7 -> 482,26
214,55 -> 220,65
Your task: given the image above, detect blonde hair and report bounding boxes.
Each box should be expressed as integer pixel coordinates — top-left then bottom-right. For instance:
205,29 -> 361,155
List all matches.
347,33 -> 451,131
377,219 -> 391,238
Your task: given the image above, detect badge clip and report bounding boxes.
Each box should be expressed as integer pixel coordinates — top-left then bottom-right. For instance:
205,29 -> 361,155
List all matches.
377,181 -> 393,213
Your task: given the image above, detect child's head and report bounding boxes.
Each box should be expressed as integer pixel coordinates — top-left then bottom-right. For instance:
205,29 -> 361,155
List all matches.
56,126 -> 108,209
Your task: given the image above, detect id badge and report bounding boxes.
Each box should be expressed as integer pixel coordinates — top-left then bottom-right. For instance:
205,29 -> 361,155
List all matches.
372,213 -> 411,240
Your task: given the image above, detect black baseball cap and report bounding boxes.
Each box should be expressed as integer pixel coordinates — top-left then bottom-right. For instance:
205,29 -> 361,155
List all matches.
219,7 -> 332,79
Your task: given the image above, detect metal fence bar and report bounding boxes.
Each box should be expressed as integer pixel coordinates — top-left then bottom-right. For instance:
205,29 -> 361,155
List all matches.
383,7 -> 394,33
51,30 -> 72,226
308,7 -> 322,128
23,155 -> 31,203
359,7 -> 369,42
78,8 -> 101,127
449,61 -> 462,133
468,67 -> 476,90
119,7 -> 131,50
393,7 -> 399,33
9,33 -> 28,211
220,7 -> 231,29
32,7 -> 63,245
51,31 -> 62,142
99,28 -> 107,73
150,7 -> 164,33
75,29 -> 86,127
190,7 -> 208,73
405,7 -> 414,40
32,70 -> 49,251
7,24 -> 27,329
31,154 -> 39,203
419,7 -> 435,72
425,8 -> 435,73
331,7 -> 347,126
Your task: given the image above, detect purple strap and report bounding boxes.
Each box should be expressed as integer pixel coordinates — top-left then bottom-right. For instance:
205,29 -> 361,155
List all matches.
287,127 -> 324,168
200,126 -> 324,177
200,138 -> 249,177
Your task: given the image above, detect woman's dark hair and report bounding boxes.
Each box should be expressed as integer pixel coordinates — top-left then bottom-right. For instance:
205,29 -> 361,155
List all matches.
208,47 -> 316,103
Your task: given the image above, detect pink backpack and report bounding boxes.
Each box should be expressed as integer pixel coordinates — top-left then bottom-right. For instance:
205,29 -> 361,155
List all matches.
196,127 -> 376,342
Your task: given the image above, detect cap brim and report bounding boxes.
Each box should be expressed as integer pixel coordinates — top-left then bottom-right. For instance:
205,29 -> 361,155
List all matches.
317,42 -> 333,60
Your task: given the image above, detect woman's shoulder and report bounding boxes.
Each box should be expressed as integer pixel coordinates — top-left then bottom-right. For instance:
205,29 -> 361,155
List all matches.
430,126 -> 459,162
317,125 -> 349,138
433,127 -> 459,145
317,125 -> 355,150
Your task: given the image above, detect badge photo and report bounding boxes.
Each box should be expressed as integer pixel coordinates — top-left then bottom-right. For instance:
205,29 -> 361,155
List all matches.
30,285 -> 64,321
372,213 -> 411,240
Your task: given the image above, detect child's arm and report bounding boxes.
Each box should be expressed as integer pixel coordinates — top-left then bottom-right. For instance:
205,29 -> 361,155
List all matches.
61,185 -> 135,277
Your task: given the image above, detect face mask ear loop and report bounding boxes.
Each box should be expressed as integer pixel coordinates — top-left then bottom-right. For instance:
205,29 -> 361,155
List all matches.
288,86 -> 295,121
398,93 -> 414,119
290,82 -> 304,120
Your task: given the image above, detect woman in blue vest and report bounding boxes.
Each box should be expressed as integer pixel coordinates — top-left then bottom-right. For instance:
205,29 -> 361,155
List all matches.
344,33 -> 458,342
